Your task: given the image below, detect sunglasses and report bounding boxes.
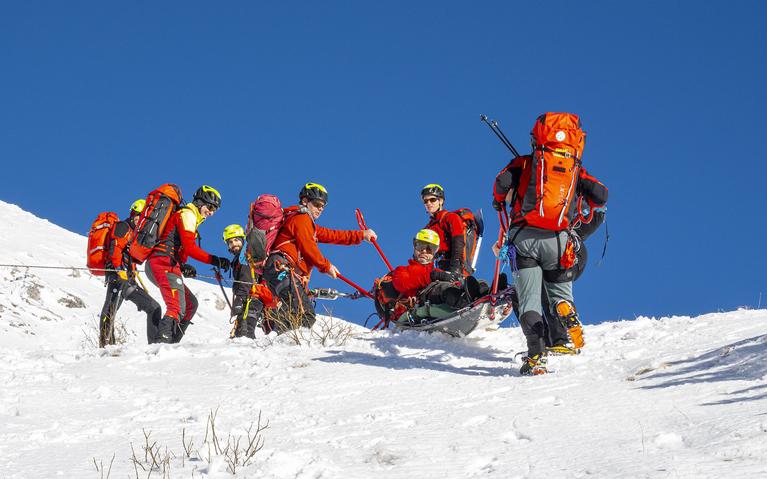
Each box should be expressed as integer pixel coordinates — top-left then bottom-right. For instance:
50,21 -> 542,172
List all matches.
310,200 -> 326,209
414,241 -> 437,253
423,197 -> 440,204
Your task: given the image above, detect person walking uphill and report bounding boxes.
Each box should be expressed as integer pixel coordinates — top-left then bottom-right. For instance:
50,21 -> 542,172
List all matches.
492,113 -> 608,375
262,182 -> 376,333
98,199 -> 162,346
224,224 -> 274,339
145,185 -> 231,344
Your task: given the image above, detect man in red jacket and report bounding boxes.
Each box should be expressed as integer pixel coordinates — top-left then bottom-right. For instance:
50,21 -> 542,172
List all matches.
374,229 -> 477,325
421,184 -> 468,278
262,182 -> 376,333
145,185 -> 231,344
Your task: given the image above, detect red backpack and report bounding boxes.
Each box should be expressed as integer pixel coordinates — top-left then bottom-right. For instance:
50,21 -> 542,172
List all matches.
86,212 -> 120,276
515,112 -> 586,231
245,194 -> 286,265
128,184 -> 183,263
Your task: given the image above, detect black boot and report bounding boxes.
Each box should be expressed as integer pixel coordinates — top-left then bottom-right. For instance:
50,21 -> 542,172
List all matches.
464,276 -> 481,301
172,320 -> 191,343
157,316 -> 175,344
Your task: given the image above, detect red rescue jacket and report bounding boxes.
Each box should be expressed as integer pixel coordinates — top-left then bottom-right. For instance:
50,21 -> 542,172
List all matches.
273,206 -> 364,276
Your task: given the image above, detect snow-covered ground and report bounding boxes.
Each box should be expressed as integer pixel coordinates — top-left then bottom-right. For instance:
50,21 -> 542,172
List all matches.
1,200 -> 766,478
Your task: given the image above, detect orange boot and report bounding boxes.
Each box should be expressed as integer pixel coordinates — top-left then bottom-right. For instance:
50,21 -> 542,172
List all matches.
555,300 -> 584,349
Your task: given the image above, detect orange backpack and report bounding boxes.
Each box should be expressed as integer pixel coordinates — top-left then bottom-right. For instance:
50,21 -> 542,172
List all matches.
86,212 -> 120,275
515,112 -> 586,231
128,184 -> 183,263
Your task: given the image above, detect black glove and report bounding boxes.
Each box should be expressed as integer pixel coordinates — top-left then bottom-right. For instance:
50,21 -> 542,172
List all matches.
431,270 -> 458,282
180,263 -> 197,278
492,199 -> 506,212
210,255 -> 231,273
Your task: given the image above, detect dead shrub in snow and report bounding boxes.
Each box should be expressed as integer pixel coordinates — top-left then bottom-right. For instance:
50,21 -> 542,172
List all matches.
92,453 -> 115,479
121,408 -> 268,477
263,304 -> 356,347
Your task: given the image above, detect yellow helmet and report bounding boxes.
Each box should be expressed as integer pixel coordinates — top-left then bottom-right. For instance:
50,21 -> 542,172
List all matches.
130,199 -> 146,214
414,229 -> 440,252
222,224 -> 245,243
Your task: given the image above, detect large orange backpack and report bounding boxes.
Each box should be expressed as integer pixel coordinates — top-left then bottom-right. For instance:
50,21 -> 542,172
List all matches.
515,112 -> 586,231
86,212 -> 120,275
128,184 -> 183,263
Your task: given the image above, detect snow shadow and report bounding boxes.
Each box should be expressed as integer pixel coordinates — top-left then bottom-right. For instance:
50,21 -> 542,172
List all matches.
316,333 -> 514,377
637,334 -> 767,402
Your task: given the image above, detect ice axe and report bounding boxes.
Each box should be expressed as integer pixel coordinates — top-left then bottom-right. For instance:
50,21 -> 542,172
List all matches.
355,208 -> 393,272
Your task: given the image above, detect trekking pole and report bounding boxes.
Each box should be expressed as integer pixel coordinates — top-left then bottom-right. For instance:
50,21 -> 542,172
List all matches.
336,273 -> 375,300
480,114 -> 521,158
212,267 -> 233,312
355,209 -> 394,271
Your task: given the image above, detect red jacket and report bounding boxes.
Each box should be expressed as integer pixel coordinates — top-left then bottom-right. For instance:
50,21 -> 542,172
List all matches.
390,259 -> 435,298
108,220 -> 135,271
425,210 -> 465,257
154,205 -> 213,264
273,206 -> 364,276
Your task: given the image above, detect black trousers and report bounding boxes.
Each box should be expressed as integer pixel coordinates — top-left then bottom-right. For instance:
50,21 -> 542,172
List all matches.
262,254 -> 315,333
99,274 -> 162,345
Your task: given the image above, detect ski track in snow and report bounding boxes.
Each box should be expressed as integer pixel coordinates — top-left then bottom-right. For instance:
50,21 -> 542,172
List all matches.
1,200 -> 766,478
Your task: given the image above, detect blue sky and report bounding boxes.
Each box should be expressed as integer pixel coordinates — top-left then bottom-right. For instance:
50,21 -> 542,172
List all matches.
2,1 -> 765,326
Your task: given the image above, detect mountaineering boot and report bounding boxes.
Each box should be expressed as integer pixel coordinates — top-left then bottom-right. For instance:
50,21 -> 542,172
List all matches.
555,300 -> 584,349
546,343 -> 580,355
497,273 -> 509,292
156,316 -> 175,344
464,276 -> 482,301
172,320 -> 191,343
520,352 -> 548,376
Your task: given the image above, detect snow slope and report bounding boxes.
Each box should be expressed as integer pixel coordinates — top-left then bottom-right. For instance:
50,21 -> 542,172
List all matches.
0,200 -> 766,478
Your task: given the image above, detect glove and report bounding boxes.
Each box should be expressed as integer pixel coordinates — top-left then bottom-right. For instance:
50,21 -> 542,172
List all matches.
180,263 -> 197,278
430,270 -> 458,282
210,256 -> 231,273
492,199 -> 506,212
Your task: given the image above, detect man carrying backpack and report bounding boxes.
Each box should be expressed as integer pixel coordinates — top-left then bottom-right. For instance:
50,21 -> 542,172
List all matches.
492,113 -> 608,375
145,185 -> 231,344
98,199 -> 162,346
374,229 -> 481,325
223,224 -> 274,339
262,182 -> 376,333
421,184 -> 470,278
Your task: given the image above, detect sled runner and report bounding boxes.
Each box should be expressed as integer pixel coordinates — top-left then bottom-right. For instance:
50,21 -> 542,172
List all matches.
394,287 -> 515,337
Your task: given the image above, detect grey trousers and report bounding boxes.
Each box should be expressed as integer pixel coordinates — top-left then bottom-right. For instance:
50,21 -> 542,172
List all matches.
510,226 -> 575,356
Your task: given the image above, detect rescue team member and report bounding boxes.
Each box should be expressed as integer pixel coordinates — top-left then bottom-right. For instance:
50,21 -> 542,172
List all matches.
145,185 -> 231,343
223,224 -> 274,339
421,184 -> 467,278
99,199 -> 162,346
262,182 -> 376,333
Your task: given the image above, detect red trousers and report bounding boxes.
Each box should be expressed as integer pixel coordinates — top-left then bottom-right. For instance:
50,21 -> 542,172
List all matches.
146,255 -> 198,323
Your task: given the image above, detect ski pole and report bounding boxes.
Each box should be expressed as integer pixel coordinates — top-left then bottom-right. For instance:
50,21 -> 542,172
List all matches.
355,208 -> 394,271
336,273 -> 374,300
480,114 -> 521,158
212,267 -> 233,312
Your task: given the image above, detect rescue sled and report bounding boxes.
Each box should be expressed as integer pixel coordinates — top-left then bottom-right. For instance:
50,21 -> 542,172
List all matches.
394,287 -> 516,337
